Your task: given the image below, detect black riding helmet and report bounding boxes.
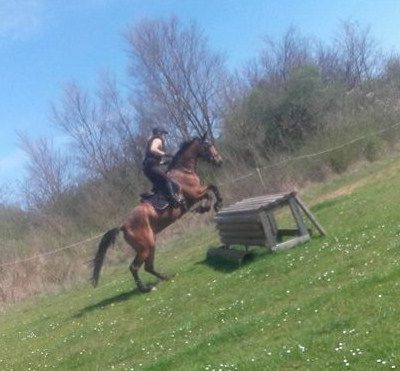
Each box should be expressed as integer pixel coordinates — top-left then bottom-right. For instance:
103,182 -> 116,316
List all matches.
152,127 -> 168,136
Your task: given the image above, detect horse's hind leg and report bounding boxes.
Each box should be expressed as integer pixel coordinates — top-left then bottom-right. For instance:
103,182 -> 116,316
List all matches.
129,252 -> 152,293
124,228 -> 153,293
144,246 -> 173,281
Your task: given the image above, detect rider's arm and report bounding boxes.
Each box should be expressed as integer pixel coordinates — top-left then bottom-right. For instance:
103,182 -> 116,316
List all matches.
150,138 -> 165,157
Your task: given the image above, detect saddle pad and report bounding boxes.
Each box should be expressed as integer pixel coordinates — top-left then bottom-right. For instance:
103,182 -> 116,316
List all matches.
140,182 -> 180,211
141,192 -> 170,211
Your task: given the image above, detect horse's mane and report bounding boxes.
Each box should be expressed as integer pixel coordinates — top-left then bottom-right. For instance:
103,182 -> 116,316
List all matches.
168,138 -> 198,170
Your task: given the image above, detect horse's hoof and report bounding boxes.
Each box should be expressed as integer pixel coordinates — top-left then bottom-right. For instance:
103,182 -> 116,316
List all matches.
160,273 -> 175,281
138,285 -> 152,293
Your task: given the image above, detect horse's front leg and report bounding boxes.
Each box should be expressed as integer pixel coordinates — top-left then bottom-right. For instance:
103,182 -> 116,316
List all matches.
192,191 -> 213,214
191,184 -> 223,213
206,184 -> 223,212
144,246 -> 174,281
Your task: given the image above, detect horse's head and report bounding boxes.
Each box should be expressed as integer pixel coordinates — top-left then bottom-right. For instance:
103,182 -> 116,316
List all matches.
168,133 -> 223,171
197,133 -> 223,167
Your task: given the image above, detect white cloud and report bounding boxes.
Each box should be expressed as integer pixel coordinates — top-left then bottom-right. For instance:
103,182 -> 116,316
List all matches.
0,0 -> 44,41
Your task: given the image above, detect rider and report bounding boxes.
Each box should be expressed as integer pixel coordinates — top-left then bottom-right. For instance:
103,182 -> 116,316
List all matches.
142,128 -> 184,208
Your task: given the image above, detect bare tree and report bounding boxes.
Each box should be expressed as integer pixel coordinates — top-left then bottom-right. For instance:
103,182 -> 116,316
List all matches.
335,21 -> 381,88
52,74 -> 141,179
18,134 -> 70,208
0,184 -> 12,205
261,27 -> 312,86
126,17 -> 227,140
97,72 -> 144,166
316,42 -> 342,82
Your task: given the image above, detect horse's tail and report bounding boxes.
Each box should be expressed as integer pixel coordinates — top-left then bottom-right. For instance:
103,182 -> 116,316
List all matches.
90,227 -> 120,287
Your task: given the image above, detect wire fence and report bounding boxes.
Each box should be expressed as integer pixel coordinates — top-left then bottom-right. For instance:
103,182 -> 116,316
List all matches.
218,121 -> 400,186
0,233 -> 104,268
2,120 -> 400,268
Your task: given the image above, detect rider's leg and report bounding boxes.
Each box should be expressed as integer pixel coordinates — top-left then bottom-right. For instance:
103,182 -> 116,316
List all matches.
164,180 -> 183,207
152,166 -> 185,207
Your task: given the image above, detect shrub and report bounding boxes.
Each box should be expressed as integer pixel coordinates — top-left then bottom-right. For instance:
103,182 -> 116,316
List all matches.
363,137 -> 384,162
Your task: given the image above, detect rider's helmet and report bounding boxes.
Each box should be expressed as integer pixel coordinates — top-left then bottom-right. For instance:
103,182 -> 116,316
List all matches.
152,127 -> 168,136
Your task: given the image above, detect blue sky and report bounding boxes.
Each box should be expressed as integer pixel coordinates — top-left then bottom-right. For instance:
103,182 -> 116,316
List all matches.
1,0 -> 400,191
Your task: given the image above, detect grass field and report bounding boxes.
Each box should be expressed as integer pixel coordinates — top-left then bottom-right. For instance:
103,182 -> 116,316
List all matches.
1,156 -> 400,370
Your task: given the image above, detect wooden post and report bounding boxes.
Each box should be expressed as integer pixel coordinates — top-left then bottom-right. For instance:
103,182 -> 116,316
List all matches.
256,167 -> 267,191
267,211 -> 278,237
288,197 -> 310,238
295,196 -> 326,236
273,235 -> 310,251
259,211 -> 276,249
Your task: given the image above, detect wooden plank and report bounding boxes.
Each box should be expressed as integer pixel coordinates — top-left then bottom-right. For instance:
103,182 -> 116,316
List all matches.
228,197 -> 285,207
220,237 -> 266,246
219,194 -> 294,215
219,230 -> 266,239
219,204 -> 262,211
219,200 -> 280,212
218,228 -> 264,236
219,195 -> 295,214
218,208 -> 262,216
232,198 -> 280,206
215,214 -> 260,224
221,191 -> 296,209
272,235 -> 310,251
234,196 -> 278,204
261,194 -> 297,211
259,211 -> 276,248
288,197 -> 310,237
237,193 -> 293,202
238,192 -> 296,203
295,196 -> 326,236
220,235 -> 266,242
217,223 -> 264,232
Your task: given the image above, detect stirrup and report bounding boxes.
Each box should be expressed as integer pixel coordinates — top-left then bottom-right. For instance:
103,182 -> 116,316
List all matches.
169,194 -> 186,209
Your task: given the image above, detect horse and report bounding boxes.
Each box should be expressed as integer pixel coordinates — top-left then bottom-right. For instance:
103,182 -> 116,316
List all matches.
90,133 -> 223,292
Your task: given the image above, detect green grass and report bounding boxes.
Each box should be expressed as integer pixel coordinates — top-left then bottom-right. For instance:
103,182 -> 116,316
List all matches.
2,156 -> 400,370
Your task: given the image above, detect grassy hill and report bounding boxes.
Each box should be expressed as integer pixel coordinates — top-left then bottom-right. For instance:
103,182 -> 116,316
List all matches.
1,156 -> 400,370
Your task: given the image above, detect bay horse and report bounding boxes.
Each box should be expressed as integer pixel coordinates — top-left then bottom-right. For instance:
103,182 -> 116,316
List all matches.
91,134 -> 223,292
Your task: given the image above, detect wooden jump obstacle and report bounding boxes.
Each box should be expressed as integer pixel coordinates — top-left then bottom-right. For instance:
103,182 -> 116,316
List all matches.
208,191 -> 325,264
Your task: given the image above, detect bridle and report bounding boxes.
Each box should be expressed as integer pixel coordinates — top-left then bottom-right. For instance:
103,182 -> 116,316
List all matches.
199,138 -> 218,165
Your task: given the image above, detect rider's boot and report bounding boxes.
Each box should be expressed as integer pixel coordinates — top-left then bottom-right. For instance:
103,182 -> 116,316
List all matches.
165,181 -> 185,209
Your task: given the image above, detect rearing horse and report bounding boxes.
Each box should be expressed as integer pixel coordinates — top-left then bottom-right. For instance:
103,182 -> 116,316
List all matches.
91,134 -> 223,292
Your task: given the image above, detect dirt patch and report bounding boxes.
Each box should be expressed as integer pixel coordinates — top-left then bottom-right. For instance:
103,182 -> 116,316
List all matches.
316,178 -> 369,203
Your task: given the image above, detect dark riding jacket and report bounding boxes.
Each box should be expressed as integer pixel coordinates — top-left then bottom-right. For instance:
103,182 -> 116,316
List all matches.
143,135 -> 169,192
144,135 -> 166,164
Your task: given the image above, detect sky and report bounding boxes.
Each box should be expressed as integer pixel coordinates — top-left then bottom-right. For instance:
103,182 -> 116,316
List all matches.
1,0 -> 400,194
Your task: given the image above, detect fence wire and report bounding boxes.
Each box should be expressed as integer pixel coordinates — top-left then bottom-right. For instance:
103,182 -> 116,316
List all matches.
2,120 -> 400,268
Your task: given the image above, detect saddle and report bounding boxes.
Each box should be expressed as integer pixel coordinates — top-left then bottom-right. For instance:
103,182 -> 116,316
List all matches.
140,182 -> 183,211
